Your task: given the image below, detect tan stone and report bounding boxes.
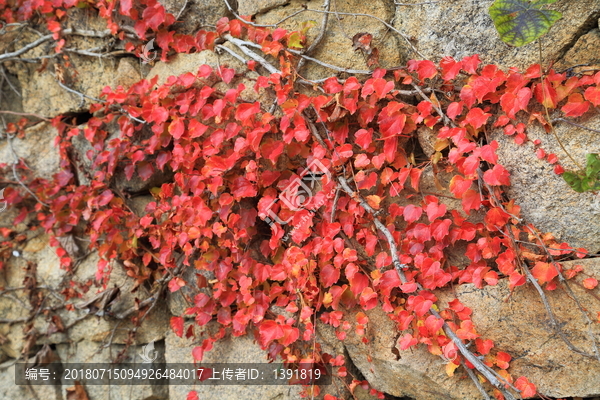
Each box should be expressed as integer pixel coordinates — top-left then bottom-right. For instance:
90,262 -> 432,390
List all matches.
113,57 -> 143,89
238,0 -> 289,16
165,329 -> 304,400
342,258 -> 600,399
255,0 -> 403,80
555,28 -> 600,72
0,122 -> 60,181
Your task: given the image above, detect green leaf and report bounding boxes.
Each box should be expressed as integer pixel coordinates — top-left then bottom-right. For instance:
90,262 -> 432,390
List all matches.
562,171 -> 586,193
489,0 -> 562,46
287,32 -> 304,49
585,153 -> 600,177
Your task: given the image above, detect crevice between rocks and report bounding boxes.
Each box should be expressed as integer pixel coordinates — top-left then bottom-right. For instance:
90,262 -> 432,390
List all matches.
341,343 -> 415,400
553,9 -> 600,66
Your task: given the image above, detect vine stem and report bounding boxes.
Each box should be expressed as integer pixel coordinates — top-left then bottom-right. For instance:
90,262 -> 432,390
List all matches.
538,40 -> 582,170
336,176 -> 520,400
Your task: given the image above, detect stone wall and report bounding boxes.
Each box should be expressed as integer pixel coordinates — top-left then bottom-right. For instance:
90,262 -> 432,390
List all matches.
1,0 -> 600,399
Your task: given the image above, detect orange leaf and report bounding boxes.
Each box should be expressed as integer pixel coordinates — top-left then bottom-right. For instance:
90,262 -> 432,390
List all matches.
531,262 -> 558,285
514,376 -> 537,398
583,277 -> 598,290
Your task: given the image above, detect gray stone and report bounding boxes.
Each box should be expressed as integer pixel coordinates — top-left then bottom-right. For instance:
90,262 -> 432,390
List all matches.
493,112 -> 600,253
394,0 -> 600,71
0,122 -> 60,181
165,329 -> 304,400
55,340 -> 168,400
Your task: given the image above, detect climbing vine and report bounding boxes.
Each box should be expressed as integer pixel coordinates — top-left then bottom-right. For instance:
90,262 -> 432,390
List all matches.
1,1 -> 600,400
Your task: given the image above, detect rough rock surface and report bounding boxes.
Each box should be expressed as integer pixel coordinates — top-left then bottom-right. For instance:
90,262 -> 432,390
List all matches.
237,0 -> 289,16
493,112 -> 600,253
341,259 -> 600,400
555,28 -> 600,71
159,0 -> 228,35
255,0 -> 403,80
165,329 -> 304,400
0,122 -> 60,181
394,0 -> 600,70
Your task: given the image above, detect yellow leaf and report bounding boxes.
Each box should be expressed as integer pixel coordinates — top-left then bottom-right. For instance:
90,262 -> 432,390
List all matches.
366,195 -> 381,210
446,361 -> 459,377
322,292 -> 333,307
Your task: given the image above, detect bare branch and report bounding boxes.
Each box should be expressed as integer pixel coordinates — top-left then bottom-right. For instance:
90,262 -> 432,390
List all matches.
223,34 -> 280,75
216,44 -> 248,65
336,175 -> 519,400
552,118 -> 600,135
288,49 -> 372,74
297,0 -> 331,72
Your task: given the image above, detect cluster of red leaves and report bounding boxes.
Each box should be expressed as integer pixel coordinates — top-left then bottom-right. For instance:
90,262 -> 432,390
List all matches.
0,0 -> 215,57
2,4 -> 600,398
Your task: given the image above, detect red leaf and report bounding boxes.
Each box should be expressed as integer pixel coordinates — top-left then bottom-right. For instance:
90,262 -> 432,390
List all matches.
169,117 -> 185,139
323,77 -> 343,94
231,177 -> 257,199
531,262 -> 558,285
439,56 -> 463,81
535,78 -> 558,108
500,87 -> 532,118
483,164 -> 510,186
461,189 -> 481,213
259,320 -> 284,344
424,314 -> 444,335
583,277 -> 598,290
378,102 -> 406,139
403,204 -> 423,223
218,67 -> 235,84
485,207 -> 510,228
584,85 -> 600,106
355,128 -> 373,149
495,351 -> 511,369
412,295 -> 433,316
561,93 -> 590,117
514,376 -> 537,398
408,60 -> 437,81
321,264 -> 340,287
187,391 -> 199,400
170,316 -> 184,337
463,107 -> 491,129
97,189 -> 114,206
475,338 -> 494,355
138,162 -> 154,181
447,101 -> 463,120
168,277 -> 186,292
192,346 -> 205,361
235,102 -> 260,122
425,201 -> 447,222
377,270 -> 401,296
410,168 -> 423,191
398,333 -> 418,350
449,175 -> 472,198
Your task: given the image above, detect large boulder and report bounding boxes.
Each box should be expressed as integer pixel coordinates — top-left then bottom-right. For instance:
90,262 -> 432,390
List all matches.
0,122 -> 60,181
393,0 -> 600,70
340,258 -> 600,399
493,112 -> 600,253
255,0 -> 403,80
